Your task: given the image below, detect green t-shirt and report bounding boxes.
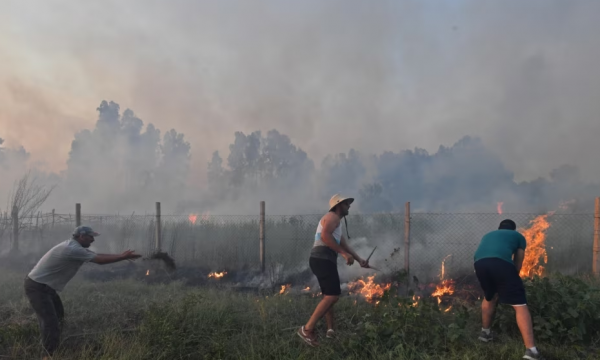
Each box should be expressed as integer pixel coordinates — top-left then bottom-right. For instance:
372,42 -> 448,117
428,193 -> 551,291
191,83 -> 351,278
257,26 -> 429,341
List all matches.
474,229 -> 527,265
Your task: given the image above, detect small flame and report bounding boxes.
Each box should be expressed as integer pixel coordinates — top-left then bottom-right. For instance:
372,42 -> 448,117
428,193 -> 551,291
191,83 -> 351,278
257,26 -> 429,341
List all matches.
445,306 -> 453,313
280,284 -> 291,295
189,214 -> 198,224
208,271 -> 227,279
497,202 -> 504,214
302,286 -> 310,291
412,295 -> 420,307
347,275 -> 391,303
146,270 -> 149,276
432,279 -> 456,297
519,213 -> 552,278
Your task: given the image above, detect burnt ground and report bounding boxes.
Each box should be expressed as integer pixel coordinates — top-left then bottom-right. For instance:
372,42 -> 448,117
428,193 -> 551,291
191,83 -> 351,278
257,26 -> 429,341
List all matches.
1,252 -> 484,302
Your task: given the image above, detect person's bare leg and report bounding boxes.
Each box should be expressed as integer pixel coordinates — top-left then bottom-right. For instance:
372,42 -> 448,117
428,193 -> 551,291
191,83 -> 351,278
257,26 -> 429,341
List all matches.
325,306 -> 334,330
305,295 -> 339,330
514,305 -> 535,348
482,295 -> 498,329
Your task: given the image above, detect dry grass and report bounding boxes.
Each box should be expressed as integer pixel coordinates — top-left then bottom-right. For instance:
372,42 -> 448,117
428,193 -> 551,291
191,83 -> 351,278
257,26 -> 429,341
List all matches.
1,268 -> 599,360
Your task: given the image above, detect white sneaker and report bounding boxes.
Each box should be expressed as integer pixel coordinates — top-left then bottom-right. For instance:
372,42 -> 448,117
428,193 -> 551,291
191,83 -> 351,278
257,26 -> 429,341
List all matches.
326,329 -> 335,339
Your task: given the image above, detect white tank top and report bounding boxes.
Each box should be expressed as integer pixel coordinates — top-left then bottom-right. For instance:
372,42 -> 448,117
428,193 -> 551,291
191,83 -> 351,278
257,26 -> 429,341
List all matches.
314,219 -> 342,247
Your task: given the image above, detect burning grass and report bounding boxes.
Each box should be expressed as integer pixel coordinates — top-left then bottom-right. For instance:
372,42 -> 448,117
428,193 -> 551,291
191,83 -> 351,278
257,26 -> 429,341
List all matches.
1,269 -> 599,360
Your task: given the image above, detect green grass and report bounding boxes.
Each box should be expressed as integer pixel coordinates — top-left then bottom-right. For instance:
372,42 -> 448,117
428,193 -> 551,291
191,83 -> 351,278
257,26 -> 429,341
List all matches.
1,269 -> 599,360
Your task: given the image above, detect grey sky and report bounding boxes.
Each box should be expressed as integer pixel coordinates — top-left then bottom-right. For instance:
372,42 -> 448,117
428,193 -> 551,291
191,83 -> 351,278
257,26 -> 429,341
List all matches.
1,0 -> 599,184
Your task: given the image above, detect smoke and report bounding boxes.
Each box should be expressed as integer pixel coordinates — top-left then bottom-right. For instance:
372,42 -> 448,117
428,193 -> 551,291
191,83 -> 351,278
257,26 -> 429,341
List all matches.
2,0 -> 600,214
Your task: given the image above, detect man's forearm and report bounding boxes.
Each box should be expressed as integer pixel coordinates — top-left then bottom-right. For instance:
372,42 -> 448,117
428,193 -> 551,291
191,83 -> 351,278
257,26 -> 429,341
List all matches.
342,242 -> 362,261
91,254 -> 126,265
515,261 -> 523,273
321,234 -> 347,255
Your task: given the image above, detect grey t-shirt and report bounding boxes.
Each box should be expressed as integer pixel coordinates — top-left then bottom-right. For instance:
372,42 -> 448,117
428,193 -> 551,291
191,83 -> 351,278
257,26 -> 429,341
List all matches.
28,239 -> 97,292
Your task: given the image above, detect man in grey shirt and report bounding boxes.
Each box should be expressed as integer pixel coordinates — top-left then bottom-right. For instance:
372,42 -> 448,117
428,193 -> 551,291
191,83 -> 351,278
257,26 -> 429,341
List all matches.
24,225 -> 142,358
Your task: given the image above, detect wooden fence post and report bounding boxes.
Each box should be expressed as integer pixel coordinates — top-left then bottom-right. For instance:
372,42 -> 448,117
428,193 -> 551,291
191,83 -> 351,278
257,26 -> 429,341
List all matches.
155,202 -> 162,252
260,201 -> 266,273
11,205 -> 19,252
404,202 -> 411,275
76,203 -> 81,227
594,197 -> 600,276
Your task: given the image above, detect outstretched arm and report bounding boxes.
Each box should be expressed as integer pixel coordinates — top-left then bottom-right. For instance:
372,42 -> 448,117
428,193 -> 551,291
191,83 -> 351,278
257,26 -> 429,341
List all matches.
91,250 -> 141,265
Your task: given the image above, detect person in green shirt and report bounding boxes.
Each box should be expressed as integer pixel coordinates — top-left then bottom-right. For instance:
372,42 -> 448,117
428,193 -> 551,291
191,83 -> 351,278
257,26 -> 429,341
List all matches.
473,219 -> 544,360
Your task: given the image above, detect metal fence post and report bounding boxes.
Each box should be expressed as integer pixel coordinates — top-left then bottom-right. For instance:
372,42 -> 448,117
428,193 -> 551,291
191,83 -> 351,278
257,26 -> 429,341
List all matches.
155,202 -> 162,252
594,197 -> 600,276
76,203 -> 81,227
404,202 -> 411,275
11,205 -> 18,253
260,201 -> 266,273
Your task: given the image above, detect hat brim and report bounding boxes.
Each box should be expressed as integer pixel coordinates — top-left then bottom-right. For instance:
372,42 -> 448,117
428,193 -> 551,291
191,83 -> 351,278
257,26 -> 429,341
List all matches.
329,197 -> 354,211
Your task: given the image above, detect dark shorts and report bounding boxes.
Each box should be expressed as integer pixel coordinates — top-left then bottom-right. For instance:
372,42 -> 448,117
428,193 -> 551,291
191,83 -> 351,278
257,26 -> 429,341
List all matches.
309,257 -> 341,296
474,258 -> 527,305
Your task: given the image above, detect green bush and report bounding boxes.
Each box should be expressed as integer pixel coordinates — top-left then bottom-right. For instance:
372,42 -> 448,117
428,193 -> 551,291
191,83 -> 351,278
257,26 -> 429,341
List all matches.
344,276 -> 471,356
495,274 -> 600,344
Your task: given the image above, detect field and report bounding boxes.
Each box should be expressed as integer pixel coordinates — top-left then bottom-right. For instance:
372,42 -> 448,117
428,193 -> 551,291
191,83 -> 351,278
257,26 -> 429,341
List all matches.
1,210 -> 598,359
1,266 -> 600,360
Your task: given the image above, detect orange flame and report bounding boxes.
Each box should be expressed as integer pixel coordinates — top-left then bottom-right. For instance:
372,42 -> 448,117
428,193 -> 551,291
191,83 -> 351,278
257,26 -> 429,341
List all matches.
146,270 -> 149,276
519,214 -> 552,278
302,286 -> 310,291
497,202 -> 504,214
433,254 -> 456,299
189,214 -> 198,224
280,284 -> 291,294
432,279 -> 456,297
348,275 -> 391,303
208,271 -> 227,279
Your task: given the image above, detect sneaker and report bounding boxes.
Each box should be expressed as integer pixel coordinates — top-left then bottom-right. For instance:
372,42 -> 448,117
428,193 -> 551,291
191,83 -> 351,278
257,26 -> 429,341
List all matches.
523,349 -> 545,360
297,326 -> 319,347
326,329 -> 335,339
478,330 -> 493,342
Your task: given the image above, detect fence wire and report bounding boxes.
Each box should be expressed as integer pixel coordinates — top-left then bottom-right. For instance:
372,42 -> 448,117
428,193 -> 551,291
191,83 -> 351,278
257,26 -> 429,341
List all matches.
0,211 -> 595,281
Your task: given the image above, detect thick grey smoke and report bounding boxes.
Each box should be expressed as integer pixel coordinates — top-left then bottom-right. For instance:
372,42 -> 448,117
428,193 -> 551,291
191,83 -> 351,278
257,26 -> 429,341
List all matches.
1,0 -> 600,214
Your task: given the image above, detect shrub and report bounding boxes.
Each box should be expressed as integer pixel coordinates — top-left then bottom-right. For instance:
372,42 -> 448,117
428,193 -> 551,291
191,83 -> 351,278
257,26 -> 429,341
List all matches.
495,274 -> 600,344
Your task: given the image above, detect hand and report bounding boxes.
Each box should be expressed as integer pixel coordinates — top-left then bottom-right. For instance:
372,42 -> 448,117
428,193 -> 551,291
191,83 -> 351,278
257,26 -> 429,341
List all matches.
358,258 -> 369,268
341,252 -> 354,266
120,250 -> 141,260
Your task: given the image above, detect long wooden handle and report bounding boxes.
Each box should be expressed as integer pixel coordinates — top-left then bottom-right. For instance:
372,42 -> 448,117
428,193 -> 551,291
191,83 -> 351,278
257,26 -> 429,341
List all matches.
366,246 -> 377,262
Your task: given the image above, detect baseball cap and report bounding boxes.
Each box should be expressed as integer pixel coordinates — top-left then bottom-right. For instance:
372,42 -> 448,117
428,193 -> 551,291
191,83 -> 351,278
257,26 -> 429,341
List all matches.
73,225 -> 100,237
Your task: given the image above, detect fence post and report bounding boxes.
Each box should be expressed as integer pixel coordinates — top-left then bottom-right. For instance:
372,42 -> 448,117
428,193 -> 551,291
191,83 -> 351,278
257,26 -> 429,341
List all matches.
260,201 -> 266,273
155,202 -> 162,252
52,209 -> 55,228
594,197 -> 600,276
76,203 -> 81,227
404,202 -> 411,275
11,205 -> 19,253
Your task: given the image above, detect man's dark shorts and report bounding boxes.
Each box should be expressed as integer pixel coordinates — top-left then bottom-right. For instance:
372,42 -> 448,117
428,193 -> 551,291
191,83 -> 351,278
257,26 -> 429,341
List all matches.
309,257 -> 341,296
474,257 -> 527,305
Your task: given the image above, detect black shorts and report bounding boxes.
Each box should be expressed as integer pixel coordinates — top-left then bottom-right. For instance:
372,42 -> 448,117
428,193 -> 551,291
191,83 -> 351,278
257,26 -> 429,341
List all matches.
474,258 -> 527,305
309,257 -> 341,296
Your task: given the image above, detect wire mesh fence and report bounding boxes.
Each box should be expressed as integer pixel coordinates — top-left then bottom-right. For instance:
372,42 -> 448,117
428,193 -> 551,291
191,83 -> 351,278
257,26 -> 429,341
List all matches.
0,210 -> 595,281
